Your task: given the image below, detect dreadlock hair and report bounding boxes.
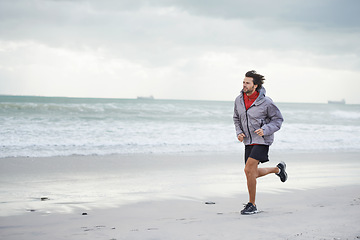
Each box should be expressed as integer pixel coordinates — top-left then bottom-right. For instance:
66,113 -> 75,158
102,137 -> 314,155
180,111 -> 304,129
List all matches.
245,70 -> 265,91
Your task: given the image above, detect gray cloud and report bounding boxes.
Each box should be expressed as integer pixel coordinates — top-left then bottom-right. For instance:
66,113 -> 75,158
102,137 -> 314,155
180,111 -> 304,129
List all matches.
0,0 -> 360,102
153,0 -> 360,30
1,0 -> 359,61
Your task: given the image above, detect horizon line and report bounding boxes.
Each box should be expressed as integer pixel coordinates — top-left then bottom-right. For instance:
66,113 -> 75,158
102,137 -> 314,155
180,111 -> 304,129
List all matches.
0,94 -> 354,105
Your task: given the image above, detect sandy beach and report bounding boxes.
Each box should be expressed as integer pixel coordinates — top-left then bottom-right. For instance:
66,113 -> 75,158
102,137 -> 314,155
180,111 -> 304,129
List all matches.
1,151 -> 360,239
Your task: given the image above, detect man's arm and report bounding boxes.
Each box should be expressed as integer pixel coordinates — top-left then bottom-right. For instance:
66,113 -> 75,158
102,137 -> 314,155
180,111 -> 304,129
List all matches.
233,98 -> 245,139
262,101 -> 283,136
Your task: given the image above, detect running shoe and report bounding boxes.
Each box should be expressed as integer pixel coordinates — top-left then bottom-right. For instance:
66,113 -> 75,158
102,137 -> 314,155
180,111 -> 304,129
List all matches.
276,161 -> 288,182
240,202 -> 258,215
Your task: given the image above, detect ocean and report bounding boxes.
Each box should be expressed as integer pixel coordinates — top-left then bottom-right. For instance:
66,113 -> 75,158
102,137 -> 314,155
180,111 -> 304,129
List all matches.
1,95 -> 360,158
1,95 -> 360,217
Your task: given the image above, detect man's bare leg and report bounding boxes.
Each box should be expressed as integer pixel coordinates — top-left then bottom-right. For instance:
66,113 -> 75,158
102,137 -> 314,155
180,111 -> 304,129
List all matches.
244,157 -> 259,204
244,157 -> 280,204
258,166 -> 279,177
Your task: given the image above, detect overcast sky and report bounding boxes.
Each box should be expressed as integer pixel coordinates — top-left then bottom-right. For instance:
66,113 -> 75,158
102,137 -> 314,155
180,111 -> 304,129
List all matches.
0,0 -> 360,103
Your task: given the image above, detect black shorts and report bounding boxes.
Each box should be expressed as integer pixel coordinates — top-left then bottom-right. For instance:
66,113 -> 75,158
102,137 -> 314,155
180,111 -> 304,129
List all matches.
245,145 -> 269,164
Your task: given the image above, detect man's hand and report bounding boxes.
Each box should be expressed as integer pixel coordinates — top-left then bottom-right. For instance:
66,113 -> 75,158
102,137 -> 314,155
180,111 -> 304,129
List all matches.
254,128 -> 264,137
237,133 -> 246,142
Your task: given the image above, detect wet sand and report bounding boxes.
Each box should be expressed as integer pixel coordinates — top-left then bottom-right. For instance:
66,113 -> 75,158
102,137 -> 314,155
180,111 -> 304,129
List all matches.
1,151 -> 360,239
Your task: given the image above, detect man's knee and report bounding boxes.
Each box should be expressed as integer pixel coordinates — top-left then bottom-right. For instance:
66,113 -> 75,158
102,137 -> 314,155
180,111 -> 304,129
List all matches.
244,158 -> 259,177
244,166 -> 255,177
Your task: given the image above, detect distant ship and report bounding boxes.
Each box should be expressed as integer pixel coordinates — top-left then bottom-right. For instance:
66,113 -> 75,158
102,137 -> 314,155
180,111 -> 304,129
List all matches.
328,99 -> 345,104
137,95 -> 154,100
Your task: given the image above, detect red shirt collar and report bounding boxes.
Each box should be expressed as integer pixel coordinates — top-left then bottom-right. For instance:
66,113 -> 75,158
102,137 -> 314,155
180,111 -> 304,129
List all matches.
245,91 -> 259,100
243,91 -> 259,110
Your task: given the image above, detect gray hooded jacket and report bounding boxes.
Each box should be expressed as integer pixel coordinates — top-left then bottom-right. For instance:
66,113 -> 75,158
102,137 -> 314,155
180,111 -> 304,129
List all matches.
233,87 -> 283,146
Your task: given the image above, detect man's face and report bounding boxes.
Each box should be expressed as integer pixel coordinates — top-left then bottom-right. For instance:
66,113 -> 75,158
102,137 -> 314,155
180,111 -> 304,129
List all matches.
243,77 -> 257,95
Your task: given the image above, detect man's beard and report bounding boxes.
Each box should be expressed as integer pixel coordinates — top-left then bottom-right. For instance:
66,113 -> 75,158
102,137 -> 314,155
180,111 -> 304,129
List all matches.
243,86 -> 255,95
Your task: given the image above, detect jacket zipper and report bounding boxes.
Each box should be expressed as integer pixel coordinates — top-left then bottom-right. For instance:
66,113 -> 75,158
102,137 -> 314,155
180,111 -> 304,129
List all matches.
245,109 -> 252,144
243,97 -> 254,144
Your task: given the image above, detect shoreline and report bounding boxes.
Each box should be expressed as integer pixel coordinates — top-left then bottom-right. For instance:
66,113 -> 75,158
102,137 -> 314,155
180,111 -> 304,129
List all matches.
1,148 -> 360,159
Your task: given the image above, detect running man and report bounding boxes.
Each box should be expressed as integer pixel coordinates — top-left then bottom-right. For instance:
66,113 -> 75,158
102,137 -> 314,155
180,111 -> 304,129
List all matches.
233,70 -> 287,215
